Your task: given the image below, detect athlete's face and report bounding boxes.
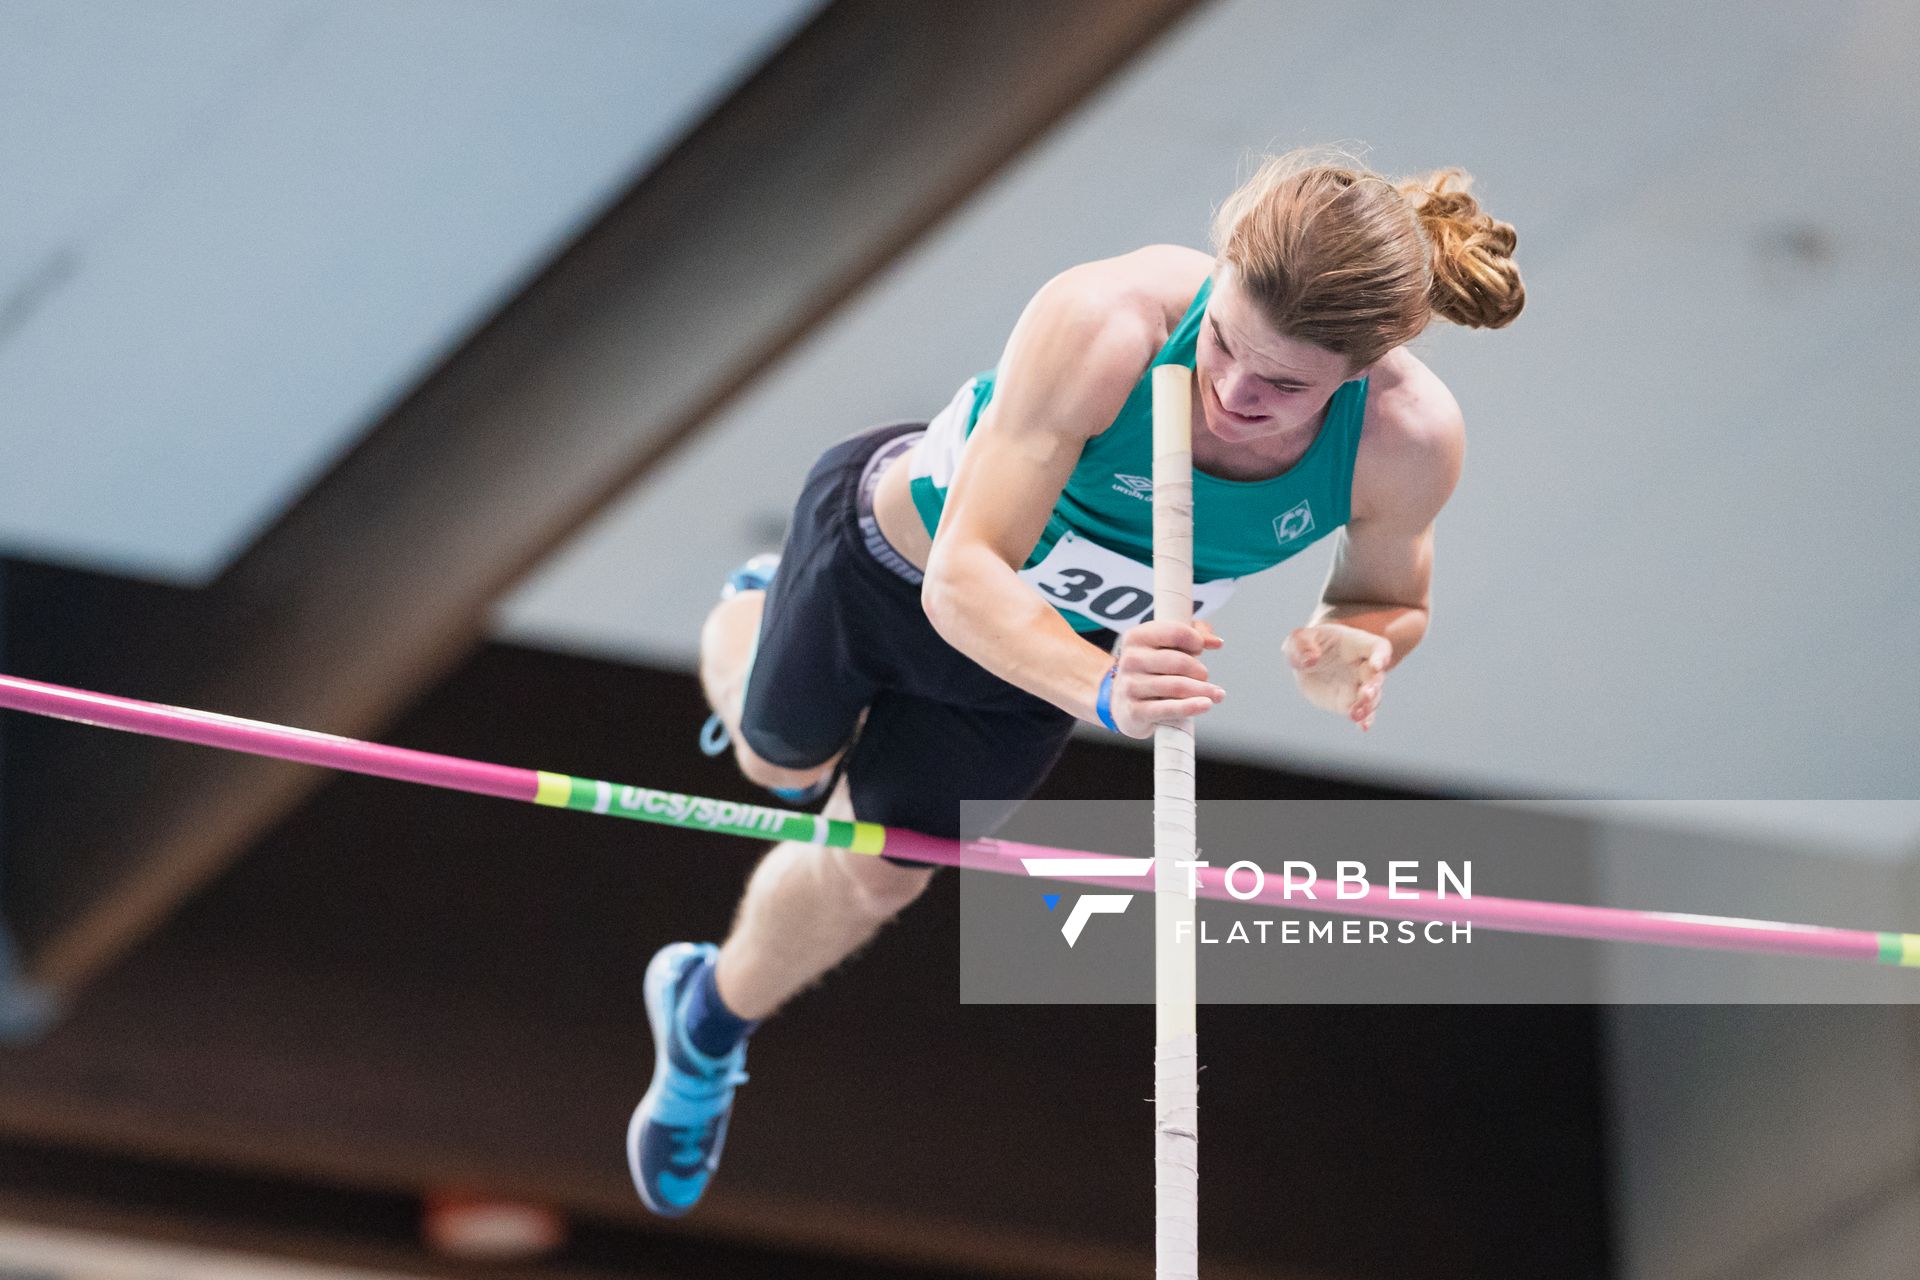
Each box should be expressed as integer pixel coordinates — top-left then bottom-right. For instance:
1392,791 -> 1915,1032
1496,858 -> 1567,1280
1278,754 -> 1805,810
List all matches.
1194,265 -> 1356,445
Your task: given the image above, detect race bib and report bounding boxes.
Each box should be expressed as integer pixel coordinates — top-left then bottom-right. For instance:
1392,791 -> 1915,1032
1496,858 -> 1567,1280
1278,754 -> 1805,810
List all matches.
1019,530 -> 1236,630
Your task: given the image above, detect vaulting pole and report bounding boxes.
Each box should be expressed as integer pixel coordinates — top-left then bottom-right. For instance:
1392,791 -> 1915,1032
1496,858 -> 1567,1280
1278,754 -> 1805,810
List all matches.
1151,364 -> 1200,1278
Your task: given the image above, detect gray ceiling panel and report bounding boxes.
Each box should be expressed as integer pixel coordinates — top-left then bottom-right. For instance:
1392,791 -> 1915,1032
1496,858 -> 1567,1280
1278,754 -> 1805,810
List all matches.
498,0 -> 1920,845
0,0 -> 820,581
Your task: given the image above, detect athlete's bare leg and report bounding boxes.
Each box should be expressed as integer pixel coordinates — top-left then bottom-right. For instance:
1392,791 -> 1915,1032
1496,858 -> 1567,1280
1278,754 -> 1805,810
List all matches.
699,594 -> 930,1018
711,776 -> 934,1020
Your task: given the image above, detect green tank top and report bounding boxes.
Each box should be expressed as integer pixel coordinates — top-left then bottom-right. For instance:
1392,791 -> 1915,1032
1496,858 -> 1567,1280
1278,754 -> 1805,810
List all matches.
907,276 -> 1370,632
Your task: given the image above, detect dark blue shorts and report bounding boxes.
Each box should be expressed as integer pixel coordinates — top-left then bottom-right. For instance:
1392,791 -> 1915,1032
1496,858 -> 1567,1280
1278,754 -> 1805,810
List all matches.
739,422 -> 1114,859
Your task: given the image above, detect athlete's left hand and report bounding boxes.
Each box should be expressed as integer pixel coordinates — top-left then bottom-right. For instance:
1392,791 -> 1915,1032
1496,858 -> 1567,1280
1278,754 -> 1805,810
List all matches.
1283,623 -> 1391,731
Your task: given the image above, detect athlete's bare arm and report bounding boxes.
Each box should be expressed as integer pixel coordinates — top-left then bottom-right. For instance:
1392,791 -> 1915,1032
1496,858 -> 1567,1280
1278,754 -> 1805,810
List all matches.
921,254 -> 1224,734
1286,351 -> 1464,728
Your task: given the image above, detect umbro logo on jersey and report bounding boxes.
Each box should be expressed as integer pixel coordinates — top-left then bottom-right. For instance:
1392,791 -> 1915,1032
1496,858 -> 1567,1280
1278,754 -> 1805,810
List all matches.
1111,474 -> 1153,500
1274,501 -> 1315,544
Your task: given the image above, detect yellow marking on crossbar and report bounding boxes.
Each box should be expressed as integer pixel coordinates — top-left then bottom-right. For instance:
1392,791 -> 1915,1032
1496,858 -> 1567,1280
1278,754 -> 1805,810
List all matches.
850,822 -> 886,855
1901,934 -> 1920,967
534,771 -> 573,807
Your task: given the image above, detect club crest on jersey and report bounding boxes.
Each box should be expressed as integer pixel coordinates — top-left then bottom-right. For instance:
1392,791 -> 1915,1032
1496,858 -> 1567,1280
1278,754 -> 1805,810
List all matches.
1273,501 -> 1315,544
1110,474 -> 1154,501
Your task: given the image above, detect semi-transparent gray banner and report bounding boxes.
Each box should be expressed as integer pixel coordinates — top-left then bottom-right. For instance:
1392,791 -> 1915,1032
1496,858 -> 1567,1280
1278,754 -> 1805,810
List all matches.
956,800 -> 1920,1005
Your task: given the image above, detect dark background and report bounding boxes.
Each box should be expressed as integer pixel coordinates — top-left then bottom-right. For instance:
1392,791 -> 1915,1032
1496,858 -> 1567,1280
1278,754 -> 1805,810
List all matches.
0,557 -> 1610,1279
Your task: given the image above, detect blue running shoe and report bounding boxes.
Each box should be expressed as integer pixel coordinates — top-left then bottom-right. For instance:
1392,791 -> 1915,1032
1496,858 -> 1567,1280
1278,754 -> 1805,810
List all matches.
721,552 -> 781,601
628,942 -> 750,1217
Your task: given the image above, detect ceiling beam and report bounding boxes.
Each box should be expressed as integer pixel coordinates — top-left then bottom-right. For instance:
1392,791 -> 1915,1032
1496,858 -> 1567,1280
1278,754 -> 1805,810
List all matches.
7,0 -> 1210,992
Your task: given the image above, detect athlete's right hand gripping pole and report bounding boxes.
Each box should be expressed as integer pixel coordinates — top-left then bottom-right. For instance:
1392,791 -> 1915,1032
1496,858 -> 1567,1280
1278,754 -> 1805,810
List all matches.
1151,364 -> 1199,1278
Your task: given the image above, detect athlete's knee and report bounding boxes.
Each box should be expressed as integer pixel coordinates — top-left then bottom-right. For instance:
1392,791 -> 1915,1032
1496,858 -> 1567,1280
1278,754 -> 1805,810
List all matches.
734,707 -> 859,792
816,780 -> 932,917
734,737 -> 836,791
829,847 -> 935,920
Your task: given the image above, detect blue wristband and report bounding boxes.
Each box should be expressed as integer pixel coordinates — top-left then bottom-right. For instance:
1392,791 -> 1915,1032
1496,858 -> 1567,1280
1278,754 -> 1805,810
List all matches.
1095,662 -> 1120,732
